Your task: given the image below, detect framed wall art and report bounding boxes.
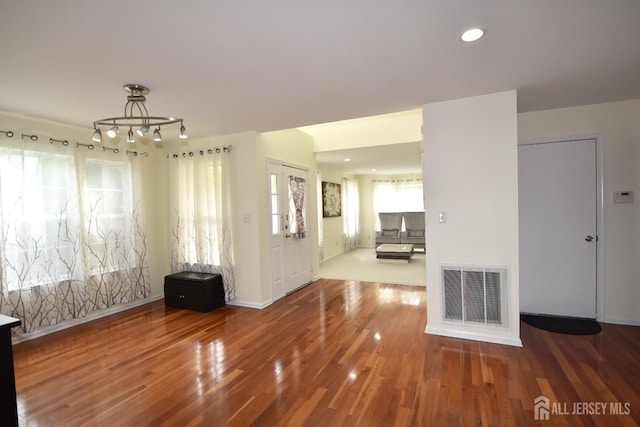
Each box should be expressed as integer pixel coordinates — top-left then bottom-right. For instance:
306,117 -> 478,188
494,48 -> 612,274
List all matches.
322,181 -> 342,218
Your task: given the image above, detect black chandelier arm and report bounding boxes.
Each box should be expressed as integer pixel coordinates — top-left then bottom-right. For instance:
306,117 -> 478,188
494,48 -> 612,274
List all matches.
125,100 -> 149,120
93,116 -> 183,127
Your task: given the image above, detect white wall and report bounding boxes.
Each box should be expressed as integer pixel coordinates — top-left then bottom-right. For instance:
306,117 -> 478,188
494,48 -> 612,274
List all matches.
357,175 -> 375,248
302,109 -> 422,152
318,166 -> 346,259
518,98 -> 640,325
423,91 -> 521,346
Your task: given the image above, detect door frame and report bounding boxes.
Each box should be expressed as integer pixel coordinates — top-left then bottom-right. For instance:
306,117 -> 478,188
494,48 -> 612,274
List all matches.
518,133 -> 604,321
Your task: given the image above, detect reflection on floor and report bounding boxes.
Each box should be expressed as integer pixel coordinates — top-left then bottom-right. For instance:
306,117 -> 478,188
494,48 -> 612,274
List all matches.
319,247 -> 426,286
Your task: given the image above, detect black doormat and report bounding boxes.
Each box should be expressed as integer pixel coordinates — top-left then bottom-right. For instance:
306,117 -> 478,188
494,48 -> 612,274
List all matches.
521,313 -> 602,335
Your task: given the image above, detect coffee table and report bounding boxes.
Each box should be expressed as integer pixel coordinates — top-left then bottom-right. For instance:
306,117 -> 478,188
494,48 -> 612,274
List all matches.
375,243 -> 414,261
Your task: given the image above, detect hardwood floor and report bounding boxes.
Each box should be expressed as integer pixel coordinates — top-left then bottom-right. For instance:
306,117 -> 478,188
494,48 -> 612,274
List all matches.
12,279 -> 640,426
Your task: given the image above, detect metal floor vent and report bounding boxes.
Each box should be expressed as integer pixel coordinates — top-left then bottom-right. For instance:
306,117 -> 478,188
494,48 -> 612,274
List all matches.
442,265 -> 508,326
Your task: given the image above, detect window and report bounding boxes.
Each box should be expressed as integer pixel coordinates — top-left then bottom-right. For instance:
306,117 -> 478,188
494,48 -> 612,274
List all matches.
373,176 -> 424,229
84,159 -> 134,273
0,151 -> 136,289
0,136 -> 150,333
0,149 -> 79,290
270,173 -> 280,235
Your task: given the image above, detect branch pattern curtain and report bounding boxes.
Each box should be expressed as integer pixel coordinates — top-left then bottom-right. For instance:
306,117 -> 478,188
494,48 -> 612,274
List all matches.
168,150 -> 235,301
288,175 -> 306,239
0,134 -> 150,333
342,176 -> 360,251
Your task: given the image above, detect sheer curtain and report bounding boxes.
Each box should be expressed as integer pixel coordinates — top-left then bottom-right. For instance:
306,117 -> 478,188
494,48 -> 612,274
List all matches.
373,176 -> 424,228
0,133 -> 150,333
342,176 -> 360,251
168,148 -> 235,301
78,149 -> 150,311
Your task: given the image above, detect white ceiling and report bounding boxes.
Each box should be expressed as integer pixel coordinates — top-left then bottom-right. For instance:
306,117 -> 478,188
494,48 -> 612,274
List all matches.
1,1 -> 639,142
315,141 -> 423,175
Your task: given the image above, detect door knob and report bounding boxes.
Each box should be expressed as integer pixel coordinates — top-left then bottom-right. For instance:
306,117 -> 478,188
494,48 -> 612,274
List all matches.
585,235 -> 594,242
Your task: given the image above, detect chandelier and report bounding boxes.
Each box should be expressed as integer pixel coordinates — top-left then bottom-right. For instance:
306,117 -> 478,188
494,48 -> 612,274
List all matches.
92,84 -> 187,144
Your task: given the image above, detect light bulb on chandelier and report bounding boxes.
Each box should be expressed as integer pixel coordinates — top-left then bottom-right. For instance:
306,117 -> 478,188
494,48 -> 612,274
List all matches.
106,125 -> 119,138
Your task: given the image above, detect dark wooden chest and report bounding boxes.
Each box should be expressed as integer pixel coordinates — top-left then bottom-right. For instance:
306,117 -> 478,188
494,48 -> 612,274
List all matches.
164,272 -> 225,312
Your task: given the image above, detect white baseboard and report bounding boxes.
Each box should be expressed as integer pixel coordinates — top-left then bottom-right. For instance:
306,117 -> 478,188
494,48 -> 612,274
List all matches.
12,295 -> 164,344
425,325 -> 523,347
320,252 -> 342,263
601,317 -> 640,327
227,299 -> 271,309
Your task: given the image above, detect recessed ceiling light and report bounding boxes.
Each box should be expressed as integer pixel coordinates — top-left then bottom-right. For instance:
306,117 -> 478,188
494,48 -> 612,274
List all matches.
344,158 -> 351,162
461,28 -> 485,42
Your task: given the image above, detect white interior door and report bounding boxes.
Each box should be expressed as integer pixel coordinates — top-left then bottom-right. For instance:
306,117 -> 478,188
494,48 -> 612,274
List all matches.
268,162 -> 312,300
518,138 -> 597,318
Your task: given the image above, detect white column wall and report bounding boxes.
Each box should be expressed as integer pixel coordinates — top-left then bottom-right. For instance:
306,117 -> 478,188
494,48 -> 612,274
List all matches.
423,91 -> 521,346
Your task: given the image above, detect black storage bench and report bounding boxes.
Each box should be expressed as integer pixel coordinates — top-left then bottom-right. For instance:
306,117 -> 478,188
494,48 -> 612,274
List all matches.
164,272 -> 225,312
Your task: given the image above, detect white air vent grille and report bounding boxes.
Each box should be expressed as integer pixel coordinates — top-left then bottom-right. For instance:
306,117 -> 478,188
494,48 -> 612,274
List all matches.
442,265 -> 508,327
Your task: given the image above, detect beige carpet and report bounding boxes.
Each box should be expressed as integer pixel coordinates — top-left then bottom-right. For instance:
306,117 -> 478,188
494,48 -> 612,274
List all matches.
319,247 -> 426,286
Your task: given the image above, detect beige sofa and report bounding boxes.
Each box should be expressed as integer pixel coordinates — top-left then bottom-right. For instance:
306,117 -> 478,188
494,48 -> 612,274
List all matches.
375,211 -> 425,250
400,211 -> 425,250
375,212 -> 403,245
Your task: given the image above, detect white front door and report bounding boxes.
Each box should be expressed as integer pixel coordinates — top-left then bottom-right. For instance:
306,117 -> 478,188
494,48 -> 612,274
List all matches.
518,138 -> 598,318
268,162 -> 312,300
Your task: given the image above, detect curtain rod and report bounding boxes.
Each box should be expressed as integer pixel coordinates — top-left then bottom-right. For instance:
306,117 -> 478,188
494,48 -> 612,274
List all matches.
0,128 -> 143,155
166,145 -> 232,159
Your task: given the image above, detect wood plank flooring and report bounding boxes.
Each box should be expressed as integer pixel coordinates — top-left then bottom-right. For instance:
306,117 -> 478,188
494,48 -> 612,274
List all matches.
12,279 -> 640,426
